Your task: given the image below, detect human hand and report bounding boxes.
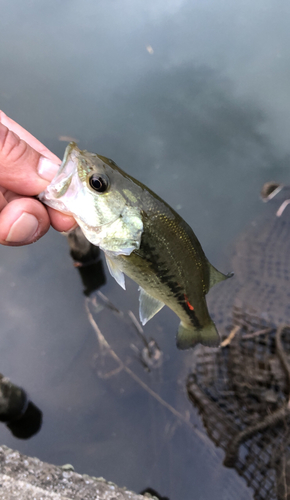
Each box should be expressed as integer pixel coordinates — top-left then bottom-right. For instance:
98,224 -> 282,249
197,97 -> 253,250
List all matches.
0,111 -> 76,246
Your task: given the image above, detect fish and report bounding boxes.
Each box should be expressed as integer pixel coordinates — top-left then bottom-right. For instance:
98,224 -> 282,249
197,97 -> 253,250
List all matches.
39,143 -> 233,350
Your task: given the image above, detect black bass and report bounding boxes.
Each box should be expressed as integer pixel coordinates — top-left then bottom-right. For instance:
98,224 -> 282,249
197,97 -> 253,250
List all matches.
39,143 -> 232,349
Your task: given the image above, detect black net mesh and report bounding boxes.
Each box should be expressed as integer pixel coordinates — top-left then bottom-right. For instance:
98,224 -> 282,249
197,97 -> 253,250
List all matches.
187,187 -> 290,500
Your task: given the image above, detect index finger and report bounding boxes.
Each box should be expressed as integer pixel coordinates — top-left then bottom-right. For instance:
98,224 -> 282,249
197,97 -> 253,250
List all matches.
0,112 -> 61,195
0,111 -> 61,164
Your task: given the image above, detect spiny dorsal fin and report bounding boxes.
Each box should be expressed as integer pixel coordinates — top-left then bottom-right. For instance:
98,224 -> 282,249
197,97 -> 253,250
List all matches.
208,264 -> 233,291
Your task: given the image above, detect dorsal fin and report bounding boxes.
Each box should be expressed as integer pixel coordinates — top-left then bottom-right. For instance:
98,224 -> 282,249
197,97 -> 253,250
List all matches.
208,264 -> 233,291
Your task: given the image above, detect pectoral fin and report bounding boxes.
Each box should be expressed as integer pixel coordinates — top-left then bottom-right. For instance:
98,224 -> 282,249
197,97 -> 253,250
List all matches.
139,287 -> 164,325
105,254 -> 126,290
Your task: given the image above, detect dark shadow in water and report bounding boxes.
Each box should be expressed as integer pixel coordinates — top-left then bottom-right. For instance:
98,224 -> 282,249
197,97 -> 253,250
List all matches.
140,487 -> 170,500
7,402 -> 42,440
67,226 -> 106,296
0,374 -> 42,439
187,185 -> 290,500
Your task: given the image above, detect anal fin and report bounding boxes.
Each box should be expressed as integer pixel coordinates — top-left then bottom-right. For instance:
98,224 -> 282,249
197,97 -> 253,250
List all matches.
139,287 -> 164,325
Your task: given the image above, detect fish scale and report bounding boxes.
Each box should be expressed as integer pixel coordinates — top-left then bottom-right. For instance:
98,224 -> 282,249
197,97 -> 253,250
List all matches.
117,213 -> 209,328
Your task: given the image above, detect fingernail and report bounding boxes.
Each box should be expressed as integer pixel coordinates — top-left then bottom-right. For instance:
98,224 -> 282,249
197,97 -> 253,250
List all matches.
38,156 -> 60,181
5,213 -> 39,243
66,222 -> 79,233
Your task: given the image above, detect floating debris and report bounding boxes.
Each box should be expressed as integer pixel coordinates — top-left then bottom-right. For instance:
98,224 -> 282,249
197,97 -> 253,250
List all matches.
146,45 -> 154,54
260,181 -> 283,202
58,135 -> 79,142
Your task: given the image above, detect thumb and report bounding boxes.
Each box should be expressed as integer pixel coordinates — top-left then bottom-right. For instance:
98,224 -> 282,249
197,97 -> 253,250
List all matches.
0,121 -> 60,196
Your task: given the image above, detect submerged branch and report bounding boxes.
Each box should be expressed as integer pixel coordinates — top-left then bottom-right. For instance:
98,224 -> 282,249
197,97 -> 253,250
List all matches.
85,298 -> 210,446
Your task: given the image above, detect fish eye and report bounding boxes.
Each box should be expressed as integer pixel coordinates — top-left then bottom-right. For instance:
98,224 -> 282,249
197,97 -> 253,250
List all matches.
89,174 -> 109,193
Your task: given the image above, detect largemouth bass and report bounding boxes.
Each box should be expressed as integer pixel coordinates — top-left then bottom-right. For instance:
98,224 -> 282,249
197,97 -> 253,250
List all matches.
39,143 -> 232,349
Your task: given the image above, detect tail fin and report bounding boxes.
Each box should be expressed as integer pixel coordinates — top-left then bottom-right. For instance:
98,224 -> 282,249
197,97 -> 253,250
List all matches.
176,320 -> 220,350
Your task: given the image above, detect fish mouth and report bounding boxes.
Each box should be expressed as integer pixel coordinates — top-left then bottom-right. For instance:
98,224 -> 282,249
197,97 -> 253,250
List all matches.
54,142 -> 80,181
41,143 -> 81,201
59,142 -> 80,173
38,142 -> 81,212
52,142 -> 95,198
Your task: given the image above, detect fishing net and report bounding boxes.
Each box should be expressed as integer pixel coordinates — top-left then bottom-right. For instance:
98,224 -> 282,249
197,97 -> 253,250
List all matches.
187,185 -> 290,500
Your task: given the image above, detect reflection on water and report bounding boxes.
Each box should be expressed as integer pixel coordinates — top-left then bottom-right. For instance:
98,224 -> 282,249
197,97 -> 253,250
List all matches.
2,0 -> 290,498
187,187 -> 290,500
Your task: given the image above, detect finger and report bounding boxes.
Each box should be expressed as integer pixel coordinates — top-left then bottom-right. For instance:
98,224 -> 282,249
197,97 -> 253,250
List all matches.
0,121 -> 60,195
1,188 -> 77,233
0,191 -> 8,211
47,207 -> 77,232
0,110 -> 60,163
0,198 -> 51,246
